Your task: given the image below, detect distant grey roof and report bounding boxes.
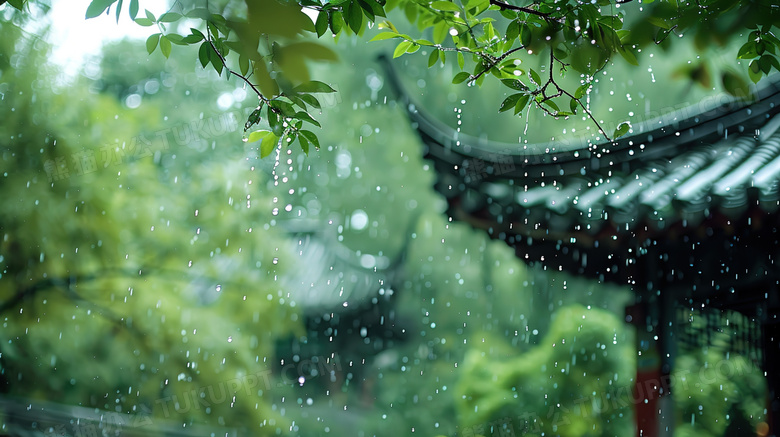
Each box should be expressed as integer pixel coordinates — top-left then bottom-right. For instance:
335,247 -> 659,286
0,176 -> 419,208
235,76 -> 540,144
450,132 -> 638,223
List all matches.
281,233 -> 392,316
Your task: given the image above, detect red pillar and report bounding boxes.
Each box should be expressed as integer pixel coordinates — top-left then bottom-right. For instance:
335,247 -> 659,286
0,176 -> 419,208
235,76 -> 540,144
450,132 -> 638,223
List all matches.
627,303 -> 663,437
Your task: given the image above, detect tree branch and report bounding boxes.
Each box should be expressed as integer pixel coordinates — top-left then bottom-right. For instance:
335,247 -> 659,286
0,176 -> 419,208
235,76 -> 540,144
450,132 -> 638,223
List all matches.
205,33 -> 271,106
654,24 -> 679,45
488,0 -> 550,18
469,46 -> 525,83
524,49 -> 611,141
561,88 -> 611,141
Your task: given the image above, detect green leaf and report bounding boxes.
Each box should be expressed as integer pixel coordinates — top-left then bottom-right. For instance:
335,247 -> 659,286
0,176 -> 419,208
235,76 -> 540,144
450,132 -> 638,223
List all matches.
315,10 -> 329,37
500,79 -> 527,91
179,34 -> 197,44
570,98 -> 578,114
484,22 -> 496,41
613,122 -> 631,139
293,81 -> 337,93
431,0 -> 460,11
165,33 -> 186,45
145,9 -> 155,21
329,10 -> 344,34
618,46 -> 638,66
499,8 -> 518,19
347,1 -> 364,34
428,49 -> 439,67
765,33 -> 780,50
358,0 -> 386,18
749,59 -> 763,83
529,68 -> 541,86
158,12 -> 181,22
299,130 -> 321,150
541,99 -> 559,112
186,8 -> 212,20
209,47 -> 224,74
295,111 -> 321,127
597,15 -> 623,30
299,94 -> 321,109
758,55 -> 775,74
207,21 -> 219,38
452,71 -> 471,84
499,93 -> 522,112
756,40 -> 766,55
266,106 -> 281,134
765,54 -> 780,73
722,71 -> 750,97
433,21 -> 448,44
378,19 -> 398,33
298,135 -> 310,155
513,94 -> 530,115
239,55 -> 250,76
574,84 -> 589,99
134,17 -> 154,26
470,0 -> 489,13
129,0 -> 138,19
519,23 -> 532,47
146,33 -> 160,54
288,95 -> 308,110
198,41 -> 211,68
158,35 -> 172,58
245,107 -> 263,131
276,41 -> 315,81
85,0 -> 117,19
393,40 -> 413,58
403,1 -> 418,23
370,32 -> 400,41
254,60 -> 280,97
646,16 -> 670,30
268,99 -> 296,118
4,0 -> 24,10
260,132 -> 280,158
279,41 -> 338,65
737,41 -> 758,60
115,0 -> 123,23
247,130 -> 272,143
457,51 -> 464,69
189,28 -> 206,41
505,20 -> 519,42
356,0 -> 375,20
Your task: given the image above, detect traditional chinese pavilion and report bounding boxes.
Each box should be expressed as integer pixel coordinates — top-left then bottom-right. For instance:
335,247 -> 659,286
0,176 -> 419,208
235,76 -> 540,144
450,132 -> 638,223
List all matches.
381,56 -> 780,437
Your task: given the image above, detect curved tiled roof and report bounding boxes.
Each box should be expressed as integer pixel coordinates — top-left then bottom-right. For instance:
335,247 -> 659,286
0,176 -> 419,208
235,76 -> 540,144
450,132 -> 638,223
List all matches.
381,56 -> 780,239
381,57 -> 780,296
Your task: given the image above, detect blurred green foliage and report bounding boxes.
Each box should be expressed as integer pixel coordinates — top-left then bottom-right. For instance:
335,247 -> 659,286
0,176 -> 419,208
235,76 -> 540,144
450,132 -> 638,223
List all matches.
0,20 -> 303,435
456,305 -> 634,436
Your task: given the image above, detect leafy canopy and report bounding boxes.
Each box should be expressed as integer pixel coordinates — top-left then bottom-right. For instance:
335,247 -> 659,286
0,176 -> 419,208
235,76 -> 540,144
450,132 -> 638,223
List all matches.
5,0 -> 778,146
